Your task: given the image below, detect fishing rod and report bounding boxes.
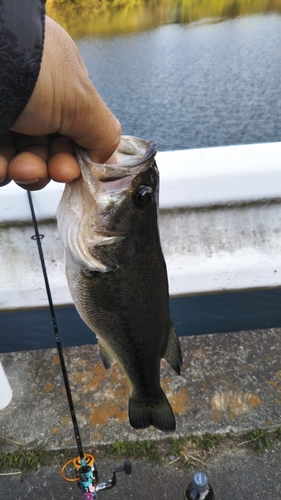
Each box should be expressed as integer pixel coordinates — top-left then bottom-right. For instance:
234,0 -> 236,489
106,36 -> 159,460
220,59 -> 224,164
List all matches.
27,191 -> 132,498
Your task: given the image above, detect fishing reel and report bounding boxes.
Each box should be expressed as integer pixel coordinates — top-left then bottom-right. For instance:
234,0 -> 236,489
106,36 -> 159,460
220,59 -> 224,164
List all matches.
62,453 -> 132,498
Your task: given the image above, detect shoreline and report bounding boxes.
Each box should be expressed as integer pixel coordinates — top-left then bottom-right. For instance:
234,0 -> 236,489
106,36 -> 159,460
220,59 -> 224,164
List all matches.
46,0 -> 281,38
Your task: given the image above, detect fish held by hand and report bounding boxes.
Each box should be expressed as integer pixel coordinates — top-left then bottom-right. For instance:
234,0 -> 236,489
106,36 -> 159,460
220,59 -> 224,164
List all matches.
57,136 -> 182,432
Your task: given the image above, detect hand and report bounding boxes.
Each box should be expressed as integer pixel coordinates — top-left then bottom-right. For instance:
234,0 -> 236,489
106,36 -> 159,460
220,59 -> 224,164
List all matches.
0,16 -> 121,190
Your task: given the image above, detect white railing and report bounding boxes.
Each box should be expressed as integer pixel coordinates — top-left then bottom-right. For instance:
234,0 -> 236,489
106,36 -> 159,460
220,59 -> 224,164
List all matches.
1,142 -> 281,310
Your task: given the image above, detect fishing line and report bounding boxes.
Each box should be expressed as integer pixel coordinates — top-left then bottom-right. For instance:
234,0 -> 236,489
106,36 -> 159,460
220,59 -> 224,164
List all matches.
27,191 -> 85,460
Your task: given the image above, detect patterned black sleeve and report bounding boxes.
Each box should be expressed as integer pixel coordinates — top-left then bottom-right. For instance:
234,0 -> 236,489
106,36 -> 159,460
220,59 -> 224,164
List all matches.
0,0 -> 46,137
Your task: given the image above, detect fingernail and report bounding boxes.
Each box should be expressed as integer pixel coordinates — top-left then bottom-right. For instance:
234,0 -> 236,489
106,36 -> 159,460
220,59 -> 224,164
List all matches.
0,177 -> 12,187
15,178 -> 40,185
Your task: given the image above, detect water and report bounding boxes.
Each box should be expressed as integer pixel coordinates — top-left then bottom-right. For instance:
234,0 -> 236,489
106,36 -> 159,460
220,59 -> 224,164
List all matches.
76,14 -> 281,151
1,289 -> 281,352
1,12 -> 281,352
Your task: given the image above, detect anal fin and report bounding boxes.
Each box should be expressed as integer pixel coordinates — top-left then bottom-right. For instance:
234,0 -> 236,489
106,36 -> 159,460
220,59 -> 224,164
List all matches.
163,323 -> 183,375
99,340 -> 116,370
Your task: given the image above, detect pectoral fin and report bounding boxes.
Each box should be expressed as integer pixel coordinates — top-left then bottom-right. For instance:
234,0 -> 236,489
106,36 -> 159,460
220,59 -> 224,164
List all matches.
163,323 -> 183,375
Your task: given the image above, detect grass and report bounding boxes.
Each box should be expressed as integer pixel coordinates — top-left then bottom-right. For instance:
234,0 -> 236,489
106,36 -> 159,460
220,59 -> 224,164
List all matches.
247,429 -> 274,456
0,437 -> 73,479
1,427 -> 281,478
105,439 -> 161,463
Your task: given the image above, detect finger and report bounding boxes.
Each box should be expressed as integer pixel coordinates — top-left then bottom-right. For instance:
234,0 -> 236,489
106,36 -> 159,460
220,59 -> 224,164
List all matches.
9,151 -> 50,191
13,133 -> 49,163
0,148 -> 15,185
0,132 -> 17,185
8,135 -> 50,190
48,136 -> 81,182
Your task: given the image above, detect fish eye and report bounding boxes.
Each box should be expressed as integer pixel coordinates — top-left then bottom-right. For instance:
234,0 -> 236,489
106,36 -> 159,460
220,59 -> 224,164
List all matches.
133,185 -> 154,209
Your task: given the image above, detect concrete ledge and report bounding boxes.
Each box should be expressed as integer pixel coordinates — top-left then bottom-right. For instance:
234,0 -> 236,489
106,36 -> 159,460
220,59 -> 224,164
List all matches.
1,328 -> 281,450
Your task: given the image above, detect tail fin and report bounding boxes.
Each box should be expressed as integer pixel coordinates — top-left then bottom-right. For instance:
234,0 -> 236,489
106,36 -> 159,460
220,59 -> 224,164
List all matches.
129,390 -> 176,432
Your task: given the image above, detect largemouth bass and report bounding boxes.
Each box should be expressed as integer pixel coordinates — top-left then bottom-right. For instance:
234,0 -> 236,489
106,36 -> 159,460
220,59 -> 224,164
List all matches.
57,136 -> 182,432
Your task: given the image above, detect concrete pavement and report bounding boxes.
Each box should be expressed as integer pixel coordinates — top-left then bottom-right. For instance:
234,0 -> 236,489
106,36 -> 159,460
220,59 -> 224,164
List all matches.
1,327 -> 281,498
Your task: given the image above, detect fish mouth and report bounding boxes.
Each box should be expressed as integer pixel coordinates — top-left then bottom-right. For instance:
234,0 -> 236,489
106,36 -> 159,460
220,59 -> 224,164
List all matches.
57,136 -> 158,272
76,135 -> 158,214
76,135 -> 157,185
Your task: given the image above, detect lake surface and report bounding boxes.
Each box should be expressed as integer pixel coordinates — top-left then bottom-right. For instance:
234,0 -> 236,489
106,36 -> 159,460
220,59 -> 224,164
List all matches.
1,12 -> 281,352
76,14 -> 281,151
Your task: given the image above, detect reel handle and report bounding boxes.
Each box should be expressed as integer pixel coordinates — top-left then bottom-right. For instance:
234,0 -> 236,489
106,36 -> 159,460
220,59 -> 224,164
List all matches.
96,460 -> 132,492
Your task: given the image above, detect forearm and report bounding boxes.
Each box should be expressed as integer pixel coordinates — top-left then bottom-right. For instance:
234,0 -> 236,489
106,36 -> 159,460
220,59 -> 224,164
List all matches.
0,0 -> 46,137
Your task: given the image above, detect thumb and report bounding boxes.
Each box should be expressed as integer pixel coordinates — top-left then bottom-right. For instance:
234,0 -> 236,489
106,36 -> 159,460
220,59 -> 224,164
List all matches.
42,18 -> 122,163
65,86 -> 122,164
